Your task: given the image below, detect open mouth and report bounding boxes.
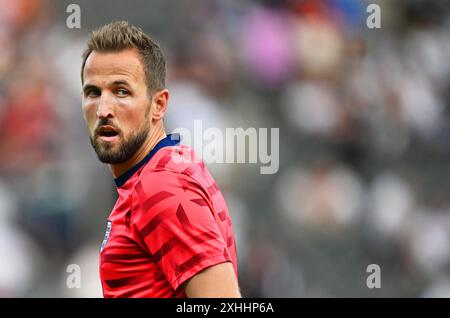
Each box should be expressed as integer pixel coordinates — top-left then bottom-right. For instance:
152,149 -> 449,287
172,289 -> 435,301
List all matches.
97,125 -> 119,141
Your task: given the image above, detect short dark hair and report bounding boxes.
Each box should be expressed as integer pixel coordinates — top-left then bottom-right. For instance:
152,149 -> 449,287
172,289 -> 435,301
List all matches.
81,21 -> 166,93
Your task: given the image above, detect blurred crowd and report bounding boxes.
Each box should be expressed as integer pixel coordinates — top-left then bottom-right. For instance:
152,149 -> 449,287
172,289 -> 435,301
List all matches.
1,0 -> 450,297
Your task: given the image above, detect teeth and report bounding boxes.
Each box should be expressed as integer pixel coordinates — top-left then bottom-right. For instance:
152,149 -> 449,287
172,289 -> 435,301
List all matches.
98,126 -> 118,136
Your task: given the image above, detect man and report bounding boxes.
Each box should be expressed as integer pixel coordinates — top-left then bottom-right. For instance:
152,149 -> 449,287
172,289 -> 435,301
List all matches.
80,21 -> 240,298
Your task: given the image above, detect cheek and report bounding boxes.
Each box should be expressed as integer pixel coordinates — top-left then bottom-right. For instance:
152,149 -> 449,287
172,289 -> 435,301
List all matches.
82,102 -> 97,129
116,99 -> 150,129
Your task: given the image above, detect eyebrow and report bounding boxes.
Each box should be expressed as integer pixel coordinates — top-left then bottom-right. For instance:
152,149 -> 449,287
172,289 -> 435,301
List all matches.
112,80 -> 131,87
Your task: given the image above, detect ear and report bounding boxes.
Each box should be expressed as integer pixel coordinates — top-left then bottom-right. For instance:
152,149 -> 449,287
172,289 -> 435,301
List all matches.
151,89 -> 169,121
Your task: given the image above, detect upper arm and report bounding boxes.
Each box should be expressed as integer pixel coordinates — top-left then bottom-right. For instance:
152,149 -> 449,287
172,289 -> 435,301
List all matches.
183,262 -> 241,298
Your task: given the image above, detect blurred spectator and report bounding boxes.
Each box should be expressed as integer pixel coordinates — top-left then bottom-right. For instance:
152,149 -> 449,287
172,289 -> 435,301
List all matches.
0,180 -> 44,297
275,160 -> 364,231
367,172 -> 415,239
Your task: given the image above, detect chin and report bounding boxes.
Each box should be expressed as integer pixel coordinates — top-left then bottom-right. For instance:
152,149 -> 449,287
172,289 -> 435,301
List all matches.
97,152 -> 128,164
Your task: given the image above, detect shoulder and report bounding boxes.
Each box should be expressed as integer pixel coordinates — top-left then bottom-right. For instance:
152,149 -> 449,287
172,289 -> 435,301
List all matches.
128,146 -> 216,235
145,144 -> 205,174
130,145 -> 210,206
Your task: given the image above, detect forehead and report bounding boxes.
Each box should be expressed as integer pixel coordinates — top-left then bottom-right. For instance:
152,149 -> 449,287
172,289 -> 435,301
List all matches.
83,48 -> 145,85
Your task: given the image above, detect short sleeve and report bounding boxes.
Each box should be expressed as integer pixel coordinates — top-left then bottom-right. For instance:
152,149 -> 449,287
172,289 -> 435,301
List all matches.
131,170 -> 232,291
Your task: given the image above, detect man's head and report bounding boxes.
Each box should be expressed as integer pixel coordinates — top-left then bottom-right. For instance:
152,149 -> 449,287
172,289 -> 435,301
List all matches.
81,21 -> 168,164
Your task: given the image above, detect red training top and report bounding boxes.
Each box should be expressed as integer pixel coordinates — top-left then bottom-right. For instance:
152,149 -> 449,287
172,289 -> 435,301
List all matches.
99,134 -> 238,297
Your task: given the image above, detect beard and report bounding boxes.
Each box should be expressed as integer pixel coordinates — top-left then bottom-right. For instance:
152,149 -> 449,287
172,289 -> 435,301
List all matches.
90,123 -> 150,164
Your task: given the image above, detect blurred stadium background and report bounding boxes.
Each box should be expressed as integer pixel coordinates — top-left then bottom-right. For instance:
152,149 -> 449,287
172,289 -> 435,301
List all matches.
1,0 -> 450,297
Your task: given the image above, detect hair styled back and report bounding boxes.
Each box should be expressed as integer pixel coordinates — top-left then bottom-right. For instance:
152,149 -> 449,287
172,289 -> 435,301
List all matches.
81,21 -> 166,93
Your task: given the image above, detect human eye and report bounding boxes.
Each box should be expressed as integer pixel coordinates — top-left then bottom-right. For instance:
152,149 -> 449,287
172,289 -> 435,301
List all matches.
116,88 -> 129,97
84,88 -> 101,98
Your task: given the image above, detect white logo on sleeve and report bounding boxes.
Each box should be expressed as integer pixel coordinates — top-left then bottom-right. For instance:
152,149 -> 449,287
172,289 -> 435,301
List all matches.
100,221 -> 112,252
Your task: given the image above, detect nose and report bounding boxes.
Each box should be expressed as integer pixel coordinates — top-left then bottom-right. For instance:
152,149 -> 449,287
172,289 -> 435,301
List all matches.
96,93 -> 115,119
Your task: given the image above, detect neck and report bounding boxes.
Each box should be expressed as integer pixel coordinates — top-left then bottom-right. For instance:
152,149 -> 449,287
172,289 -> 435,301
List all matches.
109,127 -> 166,178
